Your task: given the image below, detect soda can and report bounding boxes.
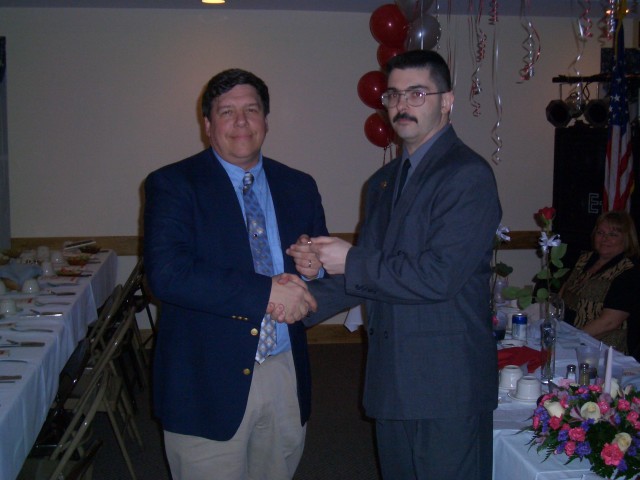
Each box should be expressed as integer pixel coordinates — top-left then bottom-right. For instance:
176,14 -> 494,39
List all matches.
512,313 -> 528,341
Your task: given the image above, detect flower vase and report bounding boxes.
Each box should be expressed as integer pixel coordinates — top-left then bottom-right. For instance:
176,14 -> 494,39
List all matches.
540,308 -> 557,383
493,275 -> 508,305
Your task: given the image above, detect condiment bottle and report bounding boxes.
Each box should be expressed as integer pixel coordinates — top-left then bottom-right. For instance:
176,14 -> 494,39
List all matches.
578,363 -> 590,385
566,364 -> 577,382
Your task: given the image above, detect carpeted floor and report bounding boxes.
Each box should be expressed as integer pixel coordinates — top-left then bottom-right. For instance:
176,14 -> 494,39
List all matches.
91,343 -> 381,479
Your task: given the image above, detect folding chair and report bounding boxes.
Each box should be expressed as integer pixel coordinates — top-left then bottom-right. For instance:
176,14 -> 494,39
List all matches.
19,368 -> 109,479
63,306 -> 142,480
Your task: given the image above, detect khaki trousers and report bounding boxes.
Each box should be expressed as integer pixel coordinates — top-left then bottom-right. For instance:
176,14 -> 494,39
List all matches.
164,351 -> 306,480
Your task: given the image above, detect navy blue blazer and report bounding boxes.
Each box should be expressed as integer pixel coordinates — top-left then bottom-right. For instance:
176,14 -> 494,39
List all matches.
144,149 -> 328,441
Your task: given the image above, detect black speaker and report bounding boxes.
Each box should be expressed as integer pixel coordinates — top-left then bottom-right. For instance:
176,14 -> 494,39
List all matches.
552,122 -> 640,268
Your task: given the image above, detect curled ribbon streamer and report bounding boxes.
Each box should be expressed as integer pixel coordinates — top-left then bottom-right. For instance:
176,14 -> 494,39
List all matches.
447,0 -> 458,91
597,0 -> 616,44
489,0 -> 499,25
578,0 -> 593,39
469,0 -> 486,116
491,21 -> 502,165
518,0 -> 541,82
382,145 -> 393,166
539,232 -> 562,252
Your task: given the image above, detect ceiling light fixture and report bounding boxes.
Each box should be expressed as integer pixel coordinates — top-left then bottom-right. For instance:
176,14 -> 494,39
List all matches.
202,0 -> 225,4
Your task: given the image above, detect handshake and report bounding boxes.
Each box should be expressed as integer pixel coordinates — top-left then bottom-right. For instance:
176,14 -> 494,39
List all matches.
267,234 -> 353,323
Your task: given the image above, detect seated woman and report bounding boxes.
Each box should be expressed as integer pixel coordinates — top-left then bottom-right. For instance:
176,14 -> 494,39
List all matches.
561,210 -> 640,356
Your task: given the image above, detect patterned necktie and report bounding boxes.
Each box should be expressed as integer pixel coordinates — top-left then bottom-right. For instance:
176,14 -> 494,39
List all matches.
394,159 -> 411,207
243,172 -> 277,363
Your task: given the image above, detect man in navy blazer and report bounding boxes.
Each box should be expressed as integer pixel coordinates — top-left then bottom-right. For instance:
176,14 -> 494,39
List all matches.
288,50 -> 501,479
144,69 -> 328,480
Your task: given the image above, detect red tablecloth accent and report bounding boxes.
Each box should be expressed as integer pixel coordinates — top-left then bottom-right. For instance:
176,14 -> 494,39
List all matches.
498,346 -> 543,373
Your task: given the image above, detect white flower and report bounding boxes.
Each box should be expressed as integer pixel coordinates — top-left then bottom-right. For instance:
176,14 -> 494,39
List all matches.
496,224 -> 511,242
613,432 -> 633,453
544,400 -> 565,418
580,401 -> 602,420
610,378 -> 621,399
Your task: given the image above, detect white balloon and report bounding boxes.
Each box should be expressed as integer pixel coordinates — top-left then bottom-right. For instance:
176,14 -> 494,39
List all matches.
395,0 -> 435,21
405,14 -> 440,51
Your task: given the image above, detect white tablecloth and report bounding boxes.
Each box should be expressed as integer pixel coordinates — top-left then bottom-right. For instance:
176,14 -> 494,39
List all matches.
0,250 -> 117,480
493,320 -> 640,480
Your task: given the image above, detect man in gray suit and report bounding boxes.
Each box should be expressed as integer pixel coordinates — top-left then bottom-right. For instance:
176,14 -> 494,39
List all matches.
287,50 -> 501,479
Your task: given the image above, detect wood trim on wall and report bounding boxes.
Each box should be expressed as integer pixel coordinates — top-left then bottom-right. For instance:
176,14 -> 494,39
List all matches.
11,231 -> 540,256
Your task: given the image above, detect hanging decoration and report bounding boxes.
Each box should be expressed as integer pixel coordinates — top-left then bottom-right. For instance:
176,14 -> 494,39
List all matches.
518,0 -> 541,82
468,0 -> 486,117
598,0 -> 616,44
490,0 -> 503,165
443,0 -> 458,91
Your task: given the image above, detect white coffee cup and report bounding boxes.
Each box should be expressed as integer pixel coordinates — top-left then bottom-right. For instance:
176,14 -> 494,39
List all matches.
499,365 -> 524,390
21,278 -> 40,294
40,261 -> 55,277
515,375 -> 542,400
50,250 -> 65,264
0,298 -> 18,315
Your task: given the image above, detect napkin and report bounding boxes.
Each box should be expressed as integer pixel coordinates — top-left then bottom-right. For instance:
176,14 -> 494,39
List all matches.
498,346 -> 544,373
0,262 -> 42,287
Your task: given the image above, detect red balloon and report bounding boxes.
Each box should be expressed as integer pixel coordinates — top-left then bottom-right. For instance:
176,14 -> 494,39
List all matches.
364,112 -> 393,148
370,4 -> 408,48
357,71 -> 387,110
377,44 -> 404,69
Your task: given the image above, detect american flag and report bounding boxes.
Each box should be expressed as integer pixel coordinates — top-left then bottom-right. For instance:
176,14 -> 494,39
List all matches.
604,19 -> 634,212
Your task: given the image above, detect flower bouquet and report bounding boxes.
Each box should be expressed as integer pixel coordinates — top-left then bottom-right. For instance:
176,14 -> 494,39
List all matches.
525,381 -> 640,479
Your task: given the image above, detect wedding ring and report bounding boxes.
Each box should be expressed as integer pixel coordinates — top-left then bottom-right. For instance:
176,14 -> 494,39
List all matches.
308,260 -> 312,268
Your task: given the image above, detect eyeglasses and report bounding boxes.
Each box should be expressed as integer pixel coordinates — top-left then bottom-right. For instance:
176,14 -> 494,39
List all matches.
380,88 -> 448,108
595,230 -> 622,239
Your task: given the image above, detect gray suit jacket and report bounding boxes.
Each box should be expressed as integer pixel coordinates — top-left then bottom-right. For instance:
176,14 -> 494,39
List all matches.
307,126 -> 501,420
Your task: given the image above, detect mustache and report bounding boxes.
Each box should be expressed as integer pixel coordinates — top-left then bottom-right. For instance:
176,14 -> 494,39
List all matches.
392,112 -> 418,123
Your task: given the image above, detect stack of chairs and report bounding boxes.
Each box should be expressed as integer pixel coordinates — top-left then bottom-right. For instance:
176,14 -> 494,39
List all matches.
22,257 -> 158,480
20,306 -> 139,479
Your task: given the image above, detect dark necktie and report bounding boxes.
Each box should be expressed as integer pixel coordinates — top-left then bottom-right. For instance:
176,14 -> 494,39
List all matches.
394,159 -> 411,207
243,172 -> 276,363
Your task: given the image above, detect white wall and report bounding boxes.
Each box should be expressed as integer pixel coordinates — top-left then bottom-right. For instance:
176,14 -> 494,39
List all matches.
0,7 -> 627,325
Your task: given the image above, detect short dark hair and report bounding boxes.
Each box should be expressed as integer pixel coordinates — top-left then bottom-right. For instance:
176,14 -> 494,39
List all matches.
385,50 -> 452,92
201,68 -> 270,119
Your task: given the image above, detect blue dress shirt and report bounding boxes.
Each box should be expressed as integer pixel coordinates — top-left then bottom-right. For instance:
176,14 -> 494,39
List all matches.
214,149 -> 291,356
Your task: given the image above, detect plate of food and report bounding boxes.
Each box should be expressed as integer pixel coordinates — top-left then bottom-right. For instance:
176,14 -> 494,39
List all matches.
55,267 -> 90,277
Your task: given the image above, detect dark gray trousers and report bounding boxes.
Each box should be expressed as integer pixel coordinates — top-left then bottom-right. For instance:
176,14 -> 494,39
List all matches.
376,412 -> 493,480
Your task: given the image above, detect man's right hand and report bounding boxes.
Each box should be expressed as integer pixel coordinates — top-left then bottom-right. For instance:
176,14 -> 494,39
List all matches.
268,273 -> 317,324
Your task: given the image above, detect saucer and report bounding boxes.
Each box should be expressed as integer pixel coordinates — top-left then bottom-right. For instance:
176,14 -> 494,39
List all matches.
507,391 -> 538,404
500,339 -> 525,348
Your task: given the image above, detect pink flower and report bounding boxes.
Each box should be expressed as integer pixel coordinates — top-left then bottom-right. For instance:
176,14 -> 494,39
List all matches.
601,443 -> 625,467
618,399 -> 631,412
633,397 -> 640,405
564,441 -> 577,456
598,401 -> 610,414
627,411 -> 639,422
561,423 -> 571,431
589,384 -> 602,393
533,416 -> 540,429
549,416 -> 562,430
569,427 -> 586,442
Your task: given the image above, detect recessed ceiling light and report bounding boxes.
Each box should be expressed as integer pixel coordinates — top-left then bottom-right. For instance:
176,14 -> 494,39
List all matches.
202,0 -> 225,4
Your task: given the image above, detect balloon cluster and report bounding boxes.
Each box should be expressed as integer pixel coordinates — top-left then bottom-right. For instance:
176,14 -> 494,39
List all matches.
358,1 -> 441,149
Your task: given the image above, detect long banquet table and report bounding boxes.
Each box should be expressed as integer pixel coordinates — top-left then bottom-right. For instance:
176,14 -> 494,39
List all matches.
0,250 -> 117,480
493,317 -> 640,480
